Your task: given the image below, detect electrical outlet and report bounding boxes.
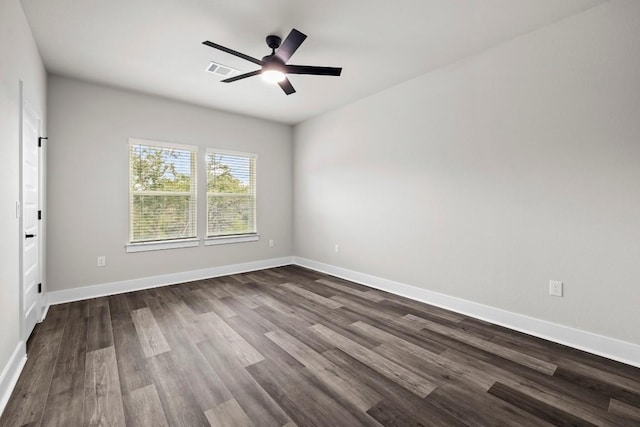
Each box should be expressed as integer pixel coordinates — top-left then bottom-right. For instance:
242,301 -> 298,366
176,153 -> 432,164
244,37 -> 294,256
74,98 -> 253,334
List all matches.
97,256 -> 106,267
549,280 -> 563,297
268,239 -> 274,248
335,244 -> 340,253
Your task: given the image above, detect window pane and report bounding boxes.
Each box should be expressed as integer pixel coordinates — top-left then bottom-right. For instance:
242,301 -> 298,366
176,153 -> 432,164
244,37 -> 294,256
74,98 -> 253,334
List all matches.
129,142 -> 197,243
206,152 -> 256,236
208,194 -> 255,236
131,194 -> 194,241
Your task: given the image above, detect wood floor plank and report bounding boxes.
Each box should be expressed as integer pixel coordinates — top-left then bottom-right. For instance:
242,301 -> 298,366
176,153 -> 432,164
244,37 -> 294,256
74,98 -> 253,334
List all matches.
266,329 -> 382,411
207,284 -> 234,300
197,339 -> 292,427
257,288 -> 383,351
331,294 -> 417,332
280,282 -> 344,309
608,398 -> 640,423
203,278 -> 234,299
205,399 -> 254,427
229,292 -> 264,310
199,311 -> 265,368
557,360 -> 640,395
158,287 -> 211,344
197,287 -> 238,318
83,346 -> 126,426
427,383 -> 556,427
277,276 -> 338,300
0,304 -> 69,427
253,305 -> 333,355
228,273 -> 251,284
279,288 -> 368,330
124,290 -> 149,310
316,278 -> 385,302
261,268 -> 287,280
403,313 -> 558,375
349,320 -> 501,390
553,366 -> 640,409
488,381 -> 597,426
316,278 -> 384,302
443,349 -> 623,426
172,286 -> 214,314
130,307 -> 171,358
37,303 -> 71,335
309,323 -> 437,398
250,292 -> 298,317
108,293 -> 133,329
246,358 -> 382,427
224,314 -> 304,370
221,297 -> 279,335
366,398 -> 466,427
460,316 -> 530,341
41,300 -> 89,427
475,316 -> 640,381
123,384 -> 169,427
146,352 -> 210,426
146,295 -> 234,411
341,304 -> 449,355
420,327 -> 616,411
377,297 -> 465,324
87,297 -> 114,352
322,349 -> 463,426
112,320 -> 153,394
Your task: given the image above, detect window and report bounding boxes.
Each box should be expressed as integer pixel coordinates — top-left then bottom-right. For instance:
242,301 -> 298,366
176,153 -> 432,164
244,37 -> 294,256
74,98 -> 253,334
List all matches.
206,150 -> 257,237
129,139 -> 197,244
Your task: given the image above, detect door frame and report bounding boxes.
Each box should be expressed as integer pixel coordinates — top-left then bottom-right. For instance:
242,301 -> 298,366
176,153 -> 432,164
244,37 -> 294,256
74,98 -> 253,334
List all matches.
19,81 -> 44,342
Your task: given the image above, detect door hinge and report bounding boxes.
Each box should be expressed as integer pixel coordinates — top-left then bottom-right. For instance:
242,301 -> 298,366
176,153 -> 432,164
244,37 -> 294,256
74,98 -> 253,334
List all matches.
38,283 -> 42,293
38,136 -> 48,147
38,210 -> 42,220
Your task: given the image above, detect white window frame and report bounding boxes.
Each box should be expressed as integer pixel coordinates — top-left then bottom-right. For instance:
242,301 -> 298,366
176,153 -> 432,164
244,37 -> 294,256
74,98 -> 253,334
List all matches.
126,138 -> 199,252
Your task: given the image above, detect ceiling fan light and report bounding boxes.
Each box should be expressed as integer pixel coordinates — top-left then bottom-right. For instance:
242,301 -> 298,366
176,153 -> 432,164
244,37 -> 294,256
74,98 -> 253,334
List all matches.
261,69 -> 286,83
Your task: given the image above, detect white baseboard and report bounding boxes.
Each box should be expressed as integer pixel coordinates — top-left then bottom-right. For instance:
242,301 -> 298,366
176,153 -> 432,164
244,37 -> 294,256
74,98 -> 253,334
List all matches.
0,341 -> 27,418
47,256 -> 294,306
293,257 -> 640,368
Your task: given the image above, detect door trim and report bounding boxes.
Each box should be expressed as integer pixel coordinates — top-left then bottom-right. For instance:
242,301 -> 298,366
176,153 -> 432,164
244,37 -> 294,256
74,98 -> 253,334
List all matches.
19,81 -> 44,341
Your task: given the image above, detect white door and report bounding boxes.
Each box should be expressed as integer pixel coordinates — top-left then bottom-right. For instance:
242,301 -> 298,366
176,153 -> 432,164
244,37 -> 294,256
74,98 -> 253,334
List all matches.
22,99 -> 42,340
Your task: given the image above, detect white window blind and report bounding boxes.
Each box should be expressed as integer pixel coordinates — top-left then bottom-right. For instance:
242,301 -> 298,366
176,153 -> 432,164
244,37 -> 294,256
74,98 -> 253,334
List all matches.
206,150 -> 256,237
129,140 -> 197,243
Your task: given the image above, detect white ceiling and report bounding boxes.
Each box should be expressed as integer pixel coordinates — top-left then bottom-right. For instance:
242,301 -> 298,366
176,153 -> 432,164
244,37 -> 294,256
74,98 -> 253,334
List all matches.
21,0 -> 605,124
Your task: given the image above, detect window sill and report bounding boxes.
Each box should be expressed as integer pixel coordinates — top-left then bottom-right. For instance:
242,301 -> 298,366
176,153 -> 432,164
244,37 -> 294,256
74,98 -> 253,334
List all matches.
126,238 -> 200,253
205,234 -> 259,246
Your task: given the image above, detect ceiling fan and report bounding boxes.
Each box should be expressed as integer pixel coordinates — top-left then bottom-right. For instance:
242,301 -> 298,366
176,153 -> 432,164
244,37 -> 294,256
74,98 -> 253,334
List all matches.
202,29 -> 342,95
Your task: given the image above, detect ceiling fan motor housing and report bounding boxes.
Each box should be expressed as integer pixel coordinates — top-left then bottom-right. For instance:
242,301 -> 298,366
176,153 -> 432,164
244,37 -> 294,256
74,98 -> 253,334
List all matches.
266,35 -> 282,50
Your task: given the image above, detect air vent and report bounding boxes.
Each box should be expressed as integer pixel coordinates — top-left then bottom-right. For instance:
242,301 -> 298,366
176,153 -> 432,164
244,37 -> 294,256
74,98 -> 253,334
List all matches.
206,62 -> 239,77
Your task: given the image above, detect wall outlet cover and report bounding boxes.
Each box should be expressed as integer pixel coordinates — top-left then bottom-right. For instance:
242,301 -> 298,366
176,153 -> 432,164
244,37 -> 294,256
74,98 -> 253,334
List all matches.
549,280 -> 563,297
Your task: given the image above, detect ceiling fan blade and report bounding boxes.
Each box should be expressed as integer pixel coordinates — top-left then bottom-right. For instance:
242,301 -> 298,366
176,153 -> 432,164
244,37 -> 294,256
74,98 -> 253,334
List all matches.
285,65 -> 342,76
202,41 -> 264,66
278,78 -> 296,95
275,29 -> 307,63
221,70 -> 262,83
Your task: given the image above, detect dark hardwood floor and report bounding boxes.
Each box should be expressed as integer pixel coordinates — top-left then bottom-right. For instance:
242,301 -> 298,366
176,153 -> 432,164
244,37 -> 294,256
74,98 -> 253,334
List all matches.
2,265 -> 639,426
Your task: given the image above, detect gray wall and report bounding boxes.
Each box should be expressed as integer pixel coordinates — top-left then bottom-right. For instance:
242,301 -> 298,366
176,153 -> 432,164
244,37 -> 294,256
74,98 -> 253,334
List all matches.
46,76 -> 292,291
294,0 -> 640,345
0,0 -> 47,373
